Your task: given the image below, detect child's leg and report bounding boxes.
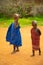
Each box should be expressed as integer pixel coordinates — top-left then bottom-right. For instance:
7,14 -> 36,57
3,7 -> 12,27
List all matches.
32,50 -> 35,56
13,45 -> 16,52
39,48 -> 41,55
16,46 -> 19,51
11,45 -> 16,54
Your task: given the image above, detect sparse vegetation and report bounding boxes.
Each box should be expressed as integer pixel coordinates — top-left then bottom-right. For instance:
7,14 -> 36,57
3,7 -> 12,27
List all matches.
0,15 -> 43,27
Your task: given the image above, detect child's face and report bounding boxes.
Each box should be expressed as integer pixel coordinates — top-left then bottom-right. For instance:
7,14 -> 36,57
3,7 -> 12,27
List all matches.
14,14 -> 19,22
32,23 -> 37,29
14,15 -> 19,22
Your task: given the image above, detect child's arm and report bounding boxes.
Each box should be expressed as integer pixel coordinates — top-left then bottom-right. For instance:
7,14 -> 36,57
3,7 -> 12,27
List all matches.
31,29 -> 32,39
37,29 -> 41,36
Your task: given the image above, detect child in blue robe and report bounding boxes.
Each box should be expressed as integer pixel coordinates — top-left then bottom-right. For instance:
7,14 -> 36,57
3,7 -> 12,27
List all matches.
6,14 -> 22,53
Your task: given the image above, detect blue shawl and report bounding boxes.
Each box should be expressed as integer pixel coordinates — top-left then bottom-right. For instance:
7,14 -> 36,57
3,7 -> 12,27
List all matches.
6,23 -> 22,47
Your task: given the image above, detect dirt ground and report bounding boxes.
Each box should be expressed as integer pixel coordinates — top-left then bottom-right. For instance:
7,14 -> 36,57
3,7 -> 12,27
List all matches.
0,26 -> 43,65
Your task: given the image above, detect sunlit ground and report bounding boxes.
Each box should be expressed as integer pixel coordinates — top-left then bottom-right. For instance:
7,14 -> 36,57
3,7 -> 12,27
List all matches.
0,26 -> 43,65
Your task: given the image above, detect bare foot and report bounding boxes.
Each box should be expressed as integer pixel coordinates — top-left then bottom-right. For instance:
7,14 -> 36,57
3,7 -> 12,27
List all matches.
11,50 -> 16,54
39,53 -> 41,56
16,49 -> 19,52
31,54 -> 35,57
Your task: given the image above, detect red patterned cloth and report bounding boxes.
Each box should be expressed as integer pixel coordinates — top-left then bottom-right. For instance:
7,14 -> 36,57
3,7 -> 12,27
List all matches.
31,28 -> 40,50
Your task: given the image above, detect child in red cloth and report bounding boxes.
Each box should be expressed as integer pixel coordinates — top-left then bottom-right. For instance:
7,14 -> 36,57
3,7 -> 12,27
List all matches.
31,20 -> 41,56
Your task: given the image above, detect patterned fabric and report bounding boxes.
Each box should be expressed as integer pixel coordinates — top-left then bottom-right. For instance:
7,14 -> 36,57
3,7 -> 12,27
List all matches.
31,28 -> 41,50
6,23 -> 22,47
